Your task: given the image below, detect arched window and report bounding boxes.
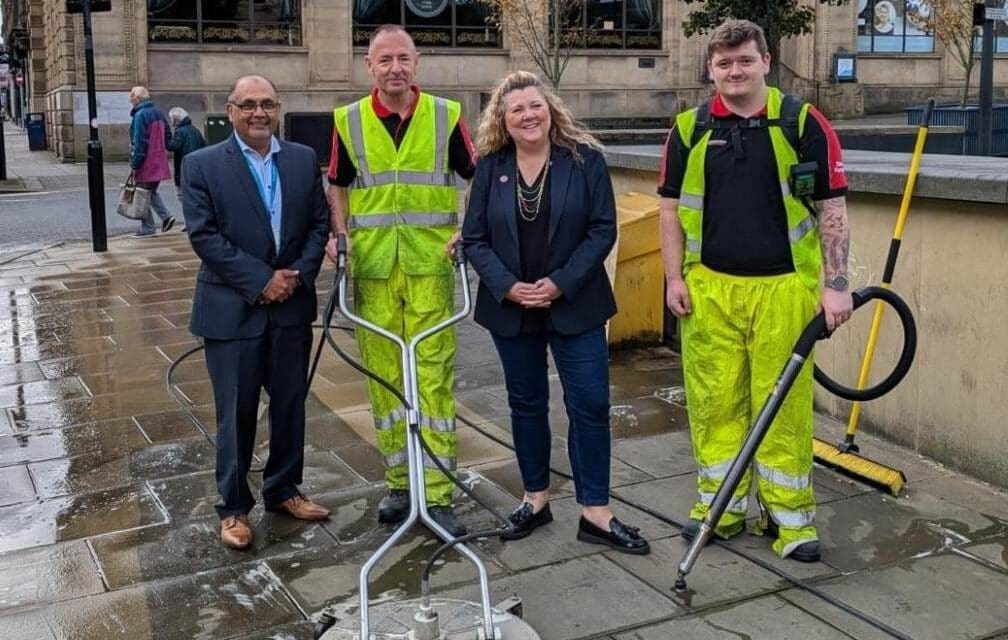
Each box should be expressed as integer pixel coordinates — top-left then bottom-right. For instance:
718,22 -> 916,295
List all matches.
148,0 -> 302,46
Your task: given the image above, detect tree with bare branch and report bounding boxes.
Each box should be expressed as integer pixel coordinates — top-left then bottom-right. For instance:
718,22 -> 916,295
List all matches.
929,0 -> 980,107
484,0 -> 585,88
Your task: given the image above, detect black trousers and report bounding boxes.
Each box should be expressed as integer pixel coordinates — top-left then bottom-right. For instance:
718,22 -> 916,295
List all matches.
204,323 -> 313,519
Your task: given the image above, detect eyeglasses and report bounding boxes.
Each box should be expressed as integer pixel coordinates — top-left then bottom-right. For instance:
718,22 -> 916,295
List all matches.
229,100 -> 281,114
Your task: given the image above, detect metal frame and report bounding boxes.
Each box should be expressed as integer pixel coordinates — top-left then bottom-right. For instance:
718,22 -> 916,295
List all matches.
335,255 -> 496,640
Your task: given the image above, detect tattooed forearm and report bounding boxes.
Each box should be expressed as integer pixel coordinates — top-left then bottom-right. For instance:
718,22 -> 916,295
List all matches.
817,196 -> 849,280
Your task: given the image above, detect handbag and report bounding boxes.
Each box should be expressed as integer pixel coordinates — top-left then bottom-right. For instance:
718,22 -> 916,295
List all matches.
116,173 -> 151,220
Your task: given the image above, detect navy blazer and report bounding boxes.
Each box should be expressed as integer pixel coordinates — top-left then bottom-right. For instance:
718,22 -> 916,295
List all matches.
181,136 -> 330,340
462,143 -> 617,337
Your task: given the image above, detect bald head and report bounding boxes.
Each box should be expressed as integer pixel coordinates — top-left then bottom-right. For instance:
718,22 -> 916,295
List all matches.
365,27 -> 418,101
367,25 -> 416,57
228,75 -> 279,103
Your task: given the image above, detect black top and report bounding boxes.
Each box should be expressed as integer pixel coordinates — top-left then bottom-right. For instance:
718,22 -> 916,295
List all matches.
327,112 -> 476,186
516,161 -> 552,333
658,97 -> 848,276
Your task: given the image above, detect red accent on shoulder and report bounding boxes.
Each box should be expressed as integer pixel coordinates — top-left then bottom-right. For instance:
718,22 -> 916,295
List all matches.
326,128 -> 340,180
658,126 -> 674,187
457,116 -> 478,163
807,106 -> 848,190
370,85 -> 422,119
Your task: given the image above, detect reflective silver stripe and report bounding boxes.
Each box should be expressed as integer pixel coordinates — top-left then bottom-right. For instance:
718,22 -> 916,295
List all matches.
770,509 -> 816,528
697,458 -> 735,483
433,97 -> 451,185
386,450 -> 455,470
374,407 -> 407,431
788,216 -> 817,243
699,492 -> 748,514
360,170 -> 455,187
685,237 -> 702,254
419,415 -> 455,433
780,180 -> 791,199
755,461 -> 811,491
679,192 -> 704,211
349,212 -> 458,229
346,102 -> 374,187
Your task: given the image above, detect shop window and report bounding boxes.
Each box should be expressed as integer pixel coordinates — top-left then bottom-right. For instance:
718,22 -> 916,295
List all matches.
353,0 -> 500,48
857,0 -> 934,53
561,0 -> 661,50
148,0 -> 302,46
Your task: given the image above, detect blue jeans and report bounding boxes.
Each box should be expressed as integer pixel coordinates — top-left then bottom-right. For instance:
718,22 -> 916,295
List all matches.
492,326 -> 611,506
138,181 -> 172,234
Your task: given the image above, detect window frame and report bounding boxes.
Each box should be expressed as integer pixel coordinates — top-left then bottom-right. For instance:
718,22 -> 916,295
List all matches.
352,0 -> 502,49
560,0 -> 662,51
147,0 -> 304,46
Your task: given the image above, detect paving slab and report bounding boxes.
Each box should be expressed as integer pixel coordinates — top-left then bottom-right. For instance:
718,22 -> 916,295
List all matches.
606,536 -> 787,613
0,417 -> 148,466
0,541 -> 106,611
28,436 -> 215,498
2,561 -> 304,640
816,490 -> 1003,573
90,513 -> 337,589
437,554 -> 676,640
6,392 -> 179,431
0,464 -> 35,507
781,554 -> 1008,640
0,362 -> 46,387
613,594 -> 854,640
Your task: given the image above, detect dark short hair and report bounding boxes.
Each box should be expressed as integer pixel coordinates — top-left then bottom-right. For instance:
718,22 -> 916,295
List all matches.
707,19 -> 768,60
228,75 -> 279,103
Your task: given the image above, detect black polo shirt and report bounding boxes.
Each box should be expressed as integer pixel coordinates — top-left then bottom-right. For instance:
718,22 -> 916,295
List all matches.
327,85 -> 476,187
658,93 -> 848,276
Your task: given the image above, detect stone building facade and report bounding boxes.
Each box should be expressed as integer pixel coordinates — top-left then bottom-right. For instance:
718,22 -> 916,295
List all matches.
4,0 -> 1008,161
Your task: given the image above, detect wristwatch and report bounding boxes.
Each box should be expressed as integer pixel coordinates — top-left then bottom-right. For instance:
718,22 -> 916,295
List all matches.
824,274 -> 849,291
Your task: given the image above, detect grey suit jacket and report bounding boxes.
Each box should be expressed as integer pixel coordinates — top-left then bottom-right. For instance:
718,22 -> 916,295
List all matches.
181,135 -> 330,340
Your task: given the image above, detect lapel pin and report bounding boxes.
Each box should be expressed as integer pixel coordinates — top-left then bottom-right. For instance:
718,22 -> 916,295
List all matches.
499,175 -> 508,183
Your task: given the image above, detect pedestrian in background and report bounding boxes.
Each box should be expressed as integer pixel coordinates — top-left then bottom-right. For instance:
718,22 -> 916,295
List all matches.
167,107 -> 206,200
128,86 -> 176,237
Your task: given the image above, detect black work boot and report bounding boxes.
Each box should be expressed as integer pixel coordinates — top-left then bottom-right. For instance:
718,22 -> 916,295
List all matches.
377,490 -> 410,525
766,519 -> 821,562
428,505 -> 467,537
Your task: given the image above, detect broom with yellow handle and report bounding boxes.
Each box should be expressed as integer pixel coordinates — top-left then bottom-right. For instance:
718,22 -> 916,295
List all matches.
812,98 -> 935,497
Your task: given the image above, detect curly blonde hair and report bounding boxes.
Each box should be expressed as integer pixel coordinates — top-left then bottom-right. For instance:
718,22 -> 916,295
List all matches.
476,71 -> 602,163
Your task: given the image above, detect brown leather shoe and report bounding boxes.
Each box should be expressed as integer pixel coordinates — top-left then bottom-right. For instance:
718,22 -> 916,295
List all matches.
220,515 -> 253,549
269,495 -> 330,521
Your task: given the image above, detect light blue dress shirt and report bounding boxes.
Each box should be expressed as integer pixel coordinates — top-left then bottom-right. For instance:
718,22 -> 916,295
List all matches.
235,133 -> 283,247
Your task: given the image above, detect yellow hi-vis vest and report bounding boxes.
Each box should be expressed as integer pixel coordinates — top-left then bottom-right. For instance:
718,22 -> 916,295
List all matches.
675,87 -> 823,289
333,92 -> 461,278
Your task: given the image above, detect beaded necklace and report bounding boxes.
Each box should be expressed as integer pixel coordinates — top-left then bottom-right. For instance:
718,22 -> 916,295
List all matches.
516,158 -> 550,222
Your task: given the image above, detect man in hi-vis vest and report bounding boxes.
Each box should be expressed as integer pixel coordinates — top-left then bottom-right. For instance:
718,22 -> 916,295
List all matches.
659,20 -> 853,562
325,25 -> 476,537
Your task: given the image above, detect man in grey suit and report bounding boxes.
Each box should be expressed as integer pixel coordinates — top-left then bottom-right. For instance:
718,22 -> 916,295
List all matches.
181,74 -> 331,549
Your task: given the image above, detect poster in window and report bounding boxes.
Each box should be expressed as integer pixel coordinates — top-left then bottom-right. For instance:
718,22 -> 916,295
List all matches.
406,0 -> 450,18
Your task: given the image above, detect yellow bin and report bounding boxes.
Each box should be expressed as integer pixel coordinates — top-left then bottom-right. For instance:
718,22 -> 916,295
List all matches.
608,192 -> 664,346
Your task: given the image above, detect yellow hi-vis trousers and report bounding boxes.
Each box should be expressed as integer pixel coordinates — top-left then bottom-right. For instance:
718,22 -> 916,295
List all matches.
354,263 -> 457,506
680,264 -> 820,558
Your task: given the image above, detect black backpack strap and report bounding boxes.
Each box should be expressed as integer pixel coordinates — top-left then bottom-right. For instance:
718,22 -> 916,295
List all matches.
777,94 -> 802,153
690,102 -> 712,148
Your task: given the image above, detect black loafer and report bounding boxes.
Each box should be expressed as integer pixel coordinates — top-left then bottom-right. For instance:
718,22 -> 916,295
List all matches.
577,516 -> 650,555
500,502 -> 553,541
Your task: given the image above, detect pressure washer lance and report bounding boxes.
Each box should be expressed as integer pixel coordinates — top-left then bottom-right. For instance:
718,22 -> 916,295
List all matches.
673,286 -> 918,593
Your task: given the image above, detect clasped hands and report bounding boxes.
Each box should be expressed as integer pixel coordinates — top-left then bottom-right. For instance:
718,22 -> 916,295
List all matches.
259,269 -> 300,304
506,278 -> 561,308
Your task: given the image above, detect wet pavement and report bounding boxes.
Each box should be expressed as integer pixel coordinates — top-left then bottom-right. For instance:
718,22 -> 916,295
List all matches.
0,234 -> 1006,640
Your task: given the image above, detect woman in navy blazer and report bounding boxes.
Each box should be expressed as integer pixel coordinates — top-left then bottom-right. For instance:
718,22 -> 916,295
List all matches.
462,71 -> 649,555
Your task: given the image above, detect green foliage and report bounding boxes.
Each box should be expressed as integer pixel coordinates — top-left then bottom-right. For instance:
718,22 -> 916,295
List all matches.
681,0 -> 848,48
